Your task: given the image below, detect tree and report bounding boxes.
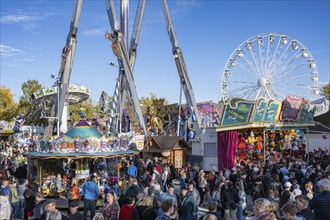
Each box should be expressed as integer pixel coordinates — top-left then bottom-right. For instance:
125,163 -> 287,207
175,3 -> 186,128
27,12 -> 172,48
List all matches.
139,92 -> 169,106
18,79 -> 43,114
69,98 -> 97,121
320,83 -> 330,97
0,86 -> 19,120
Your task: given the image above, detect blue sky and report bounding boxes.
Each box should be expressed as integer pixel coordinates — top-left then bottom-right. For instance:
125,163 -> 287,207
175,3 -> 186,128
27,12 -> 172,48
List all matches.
1,0 -> 329,105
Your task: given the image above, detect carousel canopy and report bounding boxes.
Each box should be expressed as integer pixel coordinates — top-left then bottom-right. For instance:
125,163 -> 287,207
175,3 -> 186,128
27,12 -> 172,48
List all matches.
63,119 -> 102,139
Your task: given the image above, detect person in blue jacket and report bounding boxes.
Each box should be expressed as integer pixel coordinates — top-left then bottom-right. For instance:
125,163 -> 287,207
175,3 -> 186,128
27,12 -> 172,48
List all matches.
127,161 -> 137,177
81,175 -> 99,220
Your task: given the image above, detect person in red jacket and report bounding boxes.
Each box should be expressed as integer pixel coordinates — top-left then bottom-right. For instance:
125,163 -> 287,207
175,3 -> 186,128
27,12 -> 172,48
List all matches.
119,195 -> 139,220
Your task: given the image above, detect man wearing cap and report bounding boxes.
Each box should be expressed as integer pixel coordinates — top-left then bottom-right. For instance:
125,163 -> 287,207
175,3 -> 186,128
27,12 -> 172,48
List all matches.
68,200 -> 83,220
180,186 -> 197,220
280,181 -> 294,208
81,175 -> 99,220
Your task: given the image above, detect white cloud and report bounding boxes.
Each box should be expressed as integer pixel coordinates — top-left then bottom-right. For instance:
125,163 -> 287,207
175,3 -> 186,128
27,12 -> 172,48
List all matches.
82,28 -> 106,37
0,44 -> 23,57
0,14 -> 40,24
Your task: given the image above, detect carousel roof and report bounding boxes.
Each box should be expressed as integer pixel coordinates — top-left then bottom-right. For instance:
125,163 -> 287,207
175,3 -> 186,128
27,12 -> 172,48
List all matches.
62,119 -> 102,139
24,150 -> 137,159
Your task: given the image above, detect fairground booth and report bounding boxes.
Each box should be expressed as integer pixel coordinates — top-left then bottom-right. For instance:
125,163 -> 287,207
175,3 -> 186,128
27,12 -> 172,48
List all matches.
216,96 -> 315,170
24,114 -> 142,192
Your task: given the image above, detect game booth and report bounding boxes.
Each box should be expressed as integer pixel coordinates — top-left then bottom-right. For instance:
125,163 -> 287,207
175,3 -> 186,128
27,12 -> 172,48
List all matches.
24,115 -> 143,198
216,96 -> 316,170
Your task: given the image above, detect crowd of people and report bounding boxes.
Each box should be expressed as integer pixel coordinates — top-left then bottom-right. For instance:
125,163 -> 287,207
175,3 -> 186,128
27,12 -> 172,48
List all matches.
1,139 -> 330,220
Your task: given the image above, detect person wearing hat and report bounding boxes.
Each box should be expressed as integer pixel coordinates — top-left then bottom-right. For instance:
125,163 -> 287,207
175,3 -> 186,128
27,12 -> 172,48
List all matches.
180,186 -> 197,220
280,182 -> 294,208
68,200 -> 83,220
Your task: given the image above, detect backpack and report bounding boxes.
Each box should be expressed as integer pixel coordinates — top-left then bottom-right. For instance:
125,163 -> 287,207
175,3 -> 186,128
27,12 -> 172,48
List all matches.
65,188 -> 73,200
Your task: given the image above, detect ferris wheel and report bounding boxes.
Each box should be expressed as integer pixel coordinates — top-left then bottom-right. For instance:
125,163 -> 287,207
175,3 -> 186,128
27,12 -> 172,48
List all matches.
221,33 -> 319,103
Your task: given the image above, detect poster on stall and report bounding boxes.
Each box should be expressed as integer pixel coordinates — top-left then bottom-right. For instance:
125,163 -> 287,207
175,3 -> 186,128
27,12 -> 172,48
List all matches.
253,98 -> 267,123
280,96 -> 303,122
134,135 -> 145,151
221,98 -> 254,126
264,100 -> 281,123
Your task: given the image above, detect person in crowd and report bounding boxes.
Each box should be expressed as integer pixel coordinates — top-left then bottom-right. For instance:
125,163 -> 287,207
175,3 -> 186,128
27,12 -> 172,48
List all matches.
188,181 -> 200,218
199,201 -> 219,220
135,195 -> 157,220
253,198 -> 277,220
160,185 -> 179,219
280,182 -> 294,208
304,182 -> 313,200
179,169 -> 187,190
27,177 -> 39,194
31,192 -> 48,220
161,166 -> 170,192
9,176 -> 19,220
295,195 -> 314,220
127,161 -> 137,177
44,199 -> 62,220
119,195 -> 139,220
0,178 -> 10,198
180,185 -> 197,220
102,191 -> 120,220
222,181 -> 239,220
68,200 -> 83,220
0,190 -> 11,220
23,186 -> 35,220
152,166 -> 161,185
281,202 -> 304,220
236,181 -> 247,220
156,198 -> 174,220
67,178 -> 80,213
309,178 -> 330,220
17,178 -> 28,219
81,175 -> 100,220
208,170 -> 217,195
266,189 -> 280,219
125,178 -> 141,201
198,170 -> 207,206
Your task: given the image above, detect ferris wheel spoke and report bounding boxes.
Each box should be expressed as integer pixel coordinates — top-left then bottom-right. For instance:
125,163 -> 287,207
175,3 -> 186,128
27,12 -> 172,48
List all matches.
268,40 -> 293,76
249,47 -> 263,77
235,60 -> 259,79
239,54 -> 261,78
265,38 -> 274,76
257,42 -> 265,76
264,87 -> 275,99
227,85 -> 258,94
230,81 -> 256,84
268,49 -> 301,78
271,72 -> 309,82
266,37 -> 282,74
268,86 -> 279,100
254,87 -> 263,100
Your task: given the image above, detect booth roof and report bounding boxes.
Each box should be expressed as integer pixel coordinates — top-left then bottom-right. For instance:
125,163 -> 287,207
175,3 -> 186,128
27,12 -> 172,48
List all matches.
24,150 -> 137,159
63,119 -> 102,139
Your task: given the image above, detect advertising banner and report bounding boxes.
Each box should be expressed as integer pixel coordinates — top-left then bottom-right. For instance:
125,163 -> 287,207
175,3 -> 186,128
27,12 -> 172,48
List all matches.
221,98 -> 254,126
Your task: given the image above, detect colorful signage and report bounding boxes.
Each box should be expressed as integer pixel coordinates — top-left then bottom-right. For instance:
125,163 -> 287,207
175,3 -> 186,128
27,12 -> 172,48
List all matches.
253,98 -> 267,122
264,100 -> 281,123
280,96 -> 303,122
221,98 -> 254,126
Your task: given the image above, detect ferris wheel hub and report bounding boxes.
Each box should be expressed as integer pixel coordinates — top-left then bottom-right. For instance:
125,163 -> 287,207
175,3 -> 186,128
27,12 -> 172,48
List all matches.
258,78 -> 267,88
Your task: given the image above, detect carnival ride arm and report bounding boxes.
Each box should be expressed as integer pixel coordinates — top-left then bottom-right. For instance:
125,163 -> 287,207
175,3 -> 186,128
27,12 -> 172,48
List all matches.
105,0 -> 147,135
160,0 -> 202,138
55,0 -> 83,129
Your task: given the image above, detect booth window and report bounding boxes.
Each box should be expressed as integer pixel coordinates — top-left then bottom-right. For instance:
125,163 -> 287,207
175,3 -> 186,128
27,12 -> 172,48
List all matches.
204,143 -> 217,157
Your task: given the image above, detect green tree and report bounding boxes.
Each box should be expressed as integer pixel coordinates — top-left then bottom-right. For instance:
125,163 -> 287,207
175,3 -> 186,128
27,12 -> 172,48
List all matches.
18,79 -> 43,114
320,83 -> 330,97
69,98 -> 96,121
0,86 -> 19,120
139,92 -> 169,106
